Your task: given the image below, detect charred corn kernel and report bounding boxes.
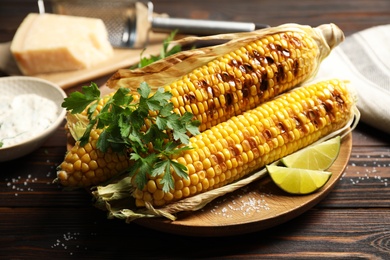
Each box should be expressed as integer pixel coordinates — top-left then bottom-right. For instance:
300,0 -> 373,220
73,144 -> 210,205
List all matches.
56,128 -> 131,187
134,79 -> 355,207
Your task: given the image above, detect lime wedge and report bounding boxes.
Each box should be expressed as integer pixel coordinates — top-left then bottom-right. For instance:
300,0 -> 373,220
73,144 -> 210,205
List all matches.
281,136 -> 341,171
266,165 -> 332,194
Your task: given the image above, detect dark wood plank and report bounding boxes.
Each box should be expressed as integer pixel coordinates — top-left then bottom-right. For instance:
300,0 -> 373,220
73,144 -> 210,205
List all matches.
0,146 -> 91,208
0,208 -> 389,258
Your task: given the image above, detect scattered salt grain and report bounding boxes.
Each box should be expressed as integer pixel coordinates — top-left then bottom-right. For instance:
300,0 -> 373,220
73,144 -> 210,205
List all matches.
344,153 -> 389,187
207,188 -> 272,218
50,231 -> 97,256
4,174 -> 37,194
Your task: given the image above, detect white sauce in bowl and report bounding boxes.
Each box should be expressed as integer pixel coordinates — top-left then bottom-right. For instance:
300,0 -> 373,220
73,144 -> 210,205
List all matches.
0,94 -> 58,148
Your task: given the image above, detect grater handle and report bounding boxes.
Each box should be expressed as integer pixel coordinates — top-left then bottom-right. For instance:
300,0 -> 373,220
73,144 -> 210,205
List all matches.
151,17 -> 269,36
147,2 -> 268,36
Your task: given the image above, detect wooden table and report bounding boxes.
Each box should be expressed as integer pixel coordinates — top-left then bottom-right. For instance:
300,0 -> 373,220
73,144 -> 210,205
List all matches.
1,0 -> 390,258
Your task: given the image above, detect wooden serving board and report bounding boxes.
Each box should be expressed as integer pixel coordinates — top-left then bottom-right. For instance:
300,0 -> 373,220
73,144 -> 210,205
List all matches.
134,133 -> 352,237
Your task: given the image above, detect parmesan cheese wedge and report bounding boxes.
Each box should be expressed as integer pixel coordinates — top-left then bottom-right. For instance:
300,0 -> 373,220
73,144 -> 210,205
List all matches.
10,13 -> 114,75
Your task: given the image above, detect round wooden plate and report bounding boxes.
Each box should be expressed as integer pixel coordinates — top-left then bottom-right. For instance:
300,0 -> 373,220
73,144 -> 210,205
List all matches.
134,133 -> 352,236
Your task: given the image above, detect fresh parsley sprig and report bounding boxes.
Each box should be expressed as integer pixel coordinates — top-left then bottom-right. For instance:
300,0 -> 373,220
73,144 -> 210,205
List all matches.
62,31 -> 197,192
132,30 -> 181,69
62,81 -> 200,193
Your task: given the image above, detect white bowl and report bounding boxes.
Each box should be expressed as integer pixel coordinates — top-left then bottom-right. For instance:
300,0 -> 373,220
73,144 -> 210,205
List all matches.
0,76 -> 67,162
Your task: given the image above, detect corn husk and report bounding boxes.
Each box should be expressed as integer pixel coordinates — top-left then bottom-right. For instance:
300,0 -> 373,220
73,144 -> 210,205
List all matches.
106,23 -> 344,91
65,112 -> 89,141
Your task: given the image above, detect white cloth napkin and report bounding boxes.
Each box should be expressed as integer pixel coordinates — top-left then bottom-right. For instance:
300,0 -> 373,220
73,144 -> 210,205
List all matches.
314,24 -> 390,134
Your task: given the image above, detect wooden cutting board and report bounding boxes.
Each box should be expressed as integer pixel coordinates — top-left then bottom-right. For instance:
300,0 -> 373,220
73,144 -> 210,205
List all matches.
0,41 -> 163,89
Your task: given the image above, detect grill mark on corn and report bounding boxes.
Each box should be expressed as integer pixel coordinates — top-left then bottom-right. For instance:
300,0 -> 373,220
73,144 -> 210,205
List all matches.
135,79 -> 354,207
167,31 -> 320,132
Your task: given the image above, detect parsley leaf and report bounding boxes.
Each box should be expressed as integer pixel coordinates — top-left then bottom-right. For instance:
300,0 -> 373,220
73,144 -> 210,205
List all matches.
62,82 -> 100,114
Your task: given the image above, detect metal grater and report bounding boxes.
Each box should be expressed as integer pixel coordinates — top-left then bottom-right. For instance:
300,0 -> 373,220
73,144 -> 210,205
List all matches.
42,0 -> 137,47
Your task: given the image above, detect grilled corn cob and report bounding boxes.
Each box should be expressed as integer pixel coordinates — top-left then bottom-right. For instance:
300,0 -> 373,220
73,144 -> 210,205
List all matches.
57,23 -> 344,188
133,79 -> 355,207
108,23 -> 344,132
